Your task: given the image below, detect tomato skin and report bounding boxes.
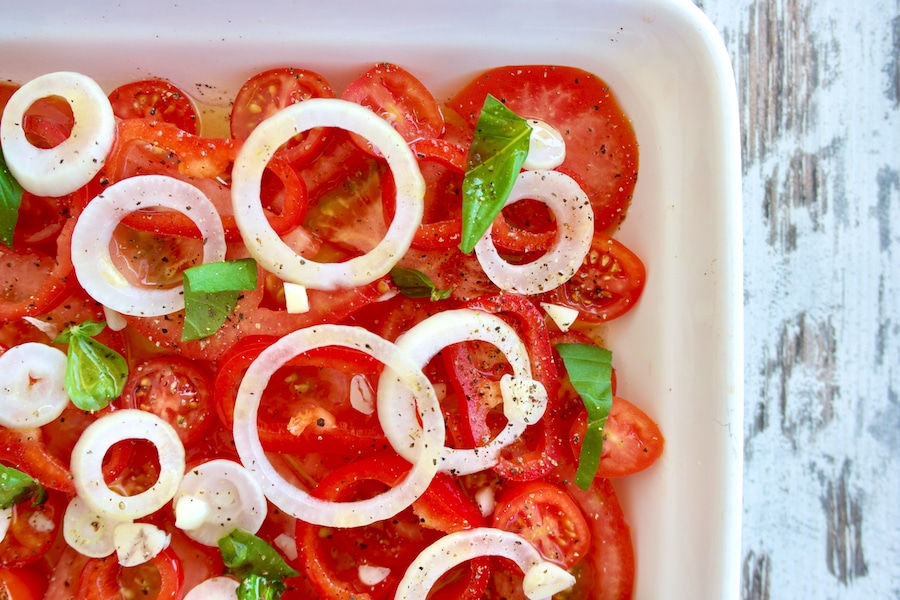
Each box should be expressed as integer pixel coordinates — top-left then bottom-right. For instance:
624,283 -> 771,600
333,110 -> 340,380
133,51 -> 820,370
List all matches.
120,356 -> 216,449
342,63 -> 444,151
77,547 -> 183,600
540,235 -> 646,322
0,491 -> 63,569
448,65 -> 639,235
0,565 -> 48,600
492,481 -> 592,569
108,79 -> 200,134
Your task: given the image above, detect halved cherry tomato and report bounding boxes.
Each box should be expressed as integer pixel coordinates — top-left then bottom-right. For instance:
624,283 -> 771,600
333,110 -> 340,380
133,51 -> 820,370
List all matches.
539,234 -> 646,322
108,79 -> 200,134
491,480 -> 592,569
77,547 -> 183,600
342,63 -> 444,152
0,491 -> 64,568
448,65 -> 639,234
565,395 -> 664,479
231,67 -> 334,165
296,453 -> 489,600
0,565 -> 49,599
19,94 -> 74,149
120,356 -> 215,448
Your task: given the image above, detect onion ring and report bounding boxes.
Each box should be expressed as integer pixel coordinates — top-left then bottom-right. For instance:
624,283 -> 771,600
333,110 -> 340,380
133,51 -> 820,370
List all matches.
231,98 -> 424,290
395,527 -> 576,600
70,409 -> 185,521
232,324 -> 443,528
378,308 -> 547,475
475,170 -> 594,295
0,71 -> 115,197
71,174 -> 227,316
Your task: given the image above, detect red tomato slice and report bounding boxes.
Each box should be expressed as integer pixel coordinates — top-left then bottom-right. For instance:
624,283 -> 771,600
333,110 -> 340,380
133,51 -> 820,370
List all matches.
448,65 -> 639,234
108,79 -> 200,134
77,547 -> 183,600
491,480 -> 592,569
342,63 -> 444,152
0,492 -> 63,569
566,395 -> 664,479
540,234 -> 646,322
0,428 -> 74,495
0,565 -> 49,600
120,356 -> 216,449
231,67 -> 334,165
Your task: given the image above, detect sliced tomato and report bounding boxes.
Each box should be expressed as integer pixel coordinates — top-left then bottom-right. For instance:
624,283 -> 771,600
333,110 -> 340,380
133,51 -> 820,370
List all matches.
566,395 -> 664,479
231,67 -> 334,165
108,79 -> 200,134
296,453 -> 489,600
342,63 -> 444,152
540,234 -> 646,322
491,480 -> 592,569
0,491 -> 63,568
77,547 -> 183,600
0,428 -> 73,494
448,65 -> 639,234
0,565 -> 49,599
120,356 -> 216,448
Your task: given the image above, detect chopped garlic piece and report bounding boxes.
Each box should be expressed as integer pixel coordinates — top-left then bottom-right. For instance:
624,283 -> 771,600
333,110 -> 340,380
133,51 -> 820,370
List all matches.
349,374 -> 375,415
113,522 -> 170,567
174,494 -> 211,531
540,302 -> 579,332
283,281 -> 310,314
523,561 -> 578,598
359,564 -> 391,586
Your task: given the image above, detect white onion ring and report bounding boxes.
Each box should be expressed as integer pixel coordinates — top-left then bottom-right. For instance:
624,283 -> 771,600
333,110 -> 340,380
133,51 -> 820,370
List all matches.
231,98 -> 424,290
70,409 -> 185,521
0,71 -> 115,197
71,174 -> 227,316
394,527 -> 576,600
378,308 -> 547,475
174,459 -> 267,546
184,576 -> 240,599
475,170 -> 594,294
0,342 -> 68,428
232,324 -> 443,528
62,495 -> 128,558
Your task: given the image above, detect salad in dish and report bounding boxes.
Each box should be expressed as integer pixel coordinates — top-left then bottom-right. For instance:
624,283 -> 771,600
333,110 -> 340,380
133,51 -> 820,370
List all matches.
0,62 -> 662,599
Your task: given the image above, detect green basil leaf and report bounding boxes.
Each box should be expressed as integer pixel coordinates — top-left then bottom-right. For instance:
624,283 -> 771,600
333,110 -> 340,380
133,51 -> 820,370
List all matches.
53,321 -> 128,412
458,94 -> 532,254
0,147 -> 24,250
0,464 -> 44,510
219,529 -> 299,582
390,267 -> 452,301
236,574 -> 287,600
182,259 -> 258,341
555,343 -> 613,490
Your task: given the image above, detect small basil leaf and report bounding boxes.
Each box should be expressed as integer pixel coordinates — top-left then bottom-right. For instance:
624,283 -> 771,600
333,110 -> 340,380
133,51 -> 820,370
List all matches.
53,321 -> 128,412
459,94 -> 532,254
182,259 -> 258,341
390,267 -> 452,301
0,148 -> 23,250
555,342 -> 613,490
0,464 -> 44,509
236,574 -> 287,600
219,529 -> 299,582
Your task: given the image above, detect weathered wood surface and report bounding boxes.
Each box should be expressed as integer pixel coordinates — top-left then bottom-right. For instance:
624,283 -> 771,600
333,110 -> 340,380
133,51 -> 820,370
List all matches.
696,0 -> 900,597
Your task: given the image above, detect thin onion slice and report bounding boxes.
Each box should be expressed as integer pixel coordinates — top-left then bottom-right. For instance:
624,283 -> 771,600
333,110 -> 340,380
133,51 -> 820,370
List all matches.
184,576 -> 240,600
70,409 -> 185,521
394,527 -> 576,600
231,98 -> 424,290
173,459 -> 267,546
62,496 -> 130,558
0,342 -> 68,428
378,308 -> 547,475
232,324 -> 443,528
71,174 -> 227,316
0,71 -> 115,197
475,170 -> 594,295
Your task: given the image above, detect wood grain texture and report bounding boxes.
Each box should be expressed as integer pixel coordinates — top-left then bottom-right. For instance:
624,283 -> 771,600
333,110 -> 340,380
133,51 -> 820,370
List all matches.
696,0 -> 900,597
